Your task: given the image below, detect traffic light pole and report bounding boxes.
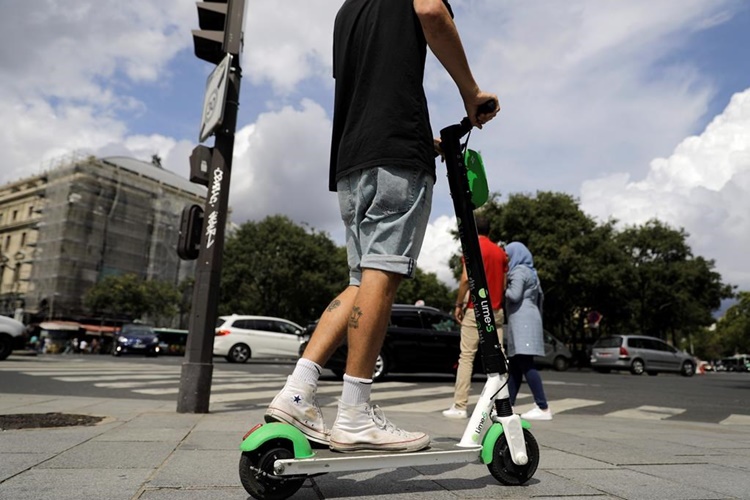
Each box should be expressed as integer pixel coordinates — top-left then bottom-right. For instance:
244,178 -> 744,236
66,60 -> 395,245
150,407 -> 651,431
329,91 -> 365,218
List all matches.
177,59 -> 241,414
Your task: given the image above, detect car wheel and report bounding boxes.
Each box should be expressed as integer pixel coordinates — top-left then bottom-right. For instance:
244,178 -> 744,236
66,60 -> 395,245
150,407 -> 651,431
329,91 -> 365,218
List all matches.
647,371 -> 658,376
630,359 -> 645,375
227,344 -> 251,363
372,352 -> 388,382
553,355 -> 569,372
0,334 -> 13,361
681,361 -> 696,377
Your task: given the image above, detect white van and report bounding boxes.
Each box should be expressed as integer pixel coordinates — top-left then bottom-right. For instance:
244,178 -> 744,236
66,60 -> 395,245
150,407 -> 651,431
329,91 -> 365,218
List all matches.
0,315 -> 26,360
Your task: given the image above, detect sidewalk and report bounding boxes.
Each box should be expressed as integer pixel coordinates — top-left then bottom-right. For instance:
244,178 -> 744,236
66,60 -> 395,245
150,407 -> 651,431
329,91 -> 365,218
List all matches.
1,392 -> 749,500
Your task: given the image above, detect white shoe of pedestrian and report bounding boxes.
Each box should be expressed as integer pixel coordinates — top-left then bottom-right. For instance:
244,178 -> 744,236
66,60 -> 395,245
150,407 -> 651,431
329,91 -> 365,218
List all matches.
442,405 -> 468,419
520,405 -> 552,421
264,376 -> 329,445
329,400 -> 430,453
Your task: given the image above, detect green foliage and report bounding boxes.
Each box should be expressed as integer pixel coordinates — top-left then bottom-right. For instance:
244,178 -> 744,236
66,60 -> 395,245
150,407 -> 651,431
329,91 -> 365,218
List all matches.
710,292 -> 750,356
395,267 -> 454,311
476,193 -> 733,358
83,274 -> 181,324
220,215 -> 349,325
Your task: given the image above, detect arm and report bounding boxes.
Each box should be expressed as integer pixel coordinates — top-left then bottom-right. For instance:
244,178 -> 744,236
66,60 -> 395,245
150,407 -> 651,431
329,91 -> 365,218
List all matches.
454,261 -> 469,322
505,269 -> 525,304
414,0 -> 499,127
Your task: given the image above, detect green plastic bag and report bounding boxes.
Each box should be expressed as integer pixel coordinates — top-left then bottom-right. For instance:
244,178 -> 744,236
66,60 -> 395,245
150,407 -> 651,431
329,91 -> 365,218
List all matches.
464,149 -> 489,208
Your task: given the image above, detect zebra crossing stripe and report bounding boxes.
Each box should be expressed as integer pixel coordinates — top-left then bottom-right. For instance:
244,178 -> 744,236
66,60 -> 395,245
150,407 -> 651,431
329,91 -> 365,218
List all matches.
605,405 -> 685,420
514,397 -> 603,415
719,414 -> 750,426
135,381 -> 288,395
209,381 -> 416,404
54,374 -> 181,382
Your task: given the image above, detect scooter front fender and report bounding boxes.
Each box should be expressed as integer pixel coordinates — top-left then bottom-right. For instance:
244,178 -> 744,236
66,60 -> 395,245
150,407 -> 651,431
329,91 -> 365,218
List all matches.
480,420 -> 531,465
239,422 -> 315,459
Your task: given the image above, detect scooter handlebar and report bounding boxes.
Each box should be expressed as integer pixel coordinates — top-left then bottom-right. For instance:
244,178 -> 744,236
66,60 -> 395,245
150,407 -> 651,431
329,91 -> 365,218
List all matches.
457,99 -> 498,136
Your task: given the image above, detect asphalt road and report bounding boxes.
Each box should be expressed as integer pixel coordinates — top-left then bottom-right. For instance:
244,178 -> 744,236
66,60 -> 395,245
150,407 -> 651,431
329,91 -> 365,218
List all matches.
2,353 -> 749,425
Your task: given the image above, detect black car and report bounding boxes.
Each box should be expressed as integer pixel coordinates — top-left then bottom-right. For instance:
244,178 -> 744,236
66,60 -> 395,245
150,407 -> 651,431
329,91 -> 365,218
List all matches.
305,304 -> 470,381
112,324 -> 160,357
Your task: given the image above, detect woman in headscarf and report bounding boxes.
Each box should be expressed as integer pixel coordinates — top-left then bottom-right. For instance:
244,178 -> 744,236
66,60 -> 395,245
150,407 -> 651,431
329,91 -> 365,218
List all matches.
504,242 -> 551,420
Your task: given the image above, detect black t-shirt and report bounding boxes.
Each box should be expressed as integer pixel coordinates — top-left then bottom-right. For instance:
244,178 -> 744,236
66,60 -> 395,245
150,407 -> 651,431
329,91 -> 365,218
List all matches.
329,0 -> 437,191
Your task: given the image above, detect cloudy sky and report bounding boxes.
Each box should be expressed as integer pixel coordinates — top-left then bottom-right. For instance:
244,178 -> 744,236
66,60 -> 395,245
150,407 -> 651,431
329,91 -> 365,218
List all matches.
2,1 -> 749,292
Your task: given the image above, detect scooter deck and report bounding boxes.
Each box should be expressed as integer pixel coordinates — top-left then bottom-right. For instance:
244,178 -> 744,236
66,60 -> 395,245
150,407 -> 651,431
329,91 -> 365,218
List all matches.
275,441 -> 483,476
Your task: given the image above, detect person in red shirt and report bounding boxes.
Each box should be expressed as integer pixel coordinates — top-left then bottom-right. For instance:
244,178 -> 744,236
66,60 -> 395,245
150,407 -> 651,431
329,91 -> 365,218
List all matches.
443,216 -> 508,419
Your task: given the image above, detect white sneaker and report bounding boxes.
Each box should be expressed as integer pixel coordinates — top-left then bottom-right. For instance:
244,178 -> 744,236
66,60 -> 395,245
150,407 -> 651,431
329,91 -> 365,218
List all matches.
520,406 -> 552,421
442,405 -> 468,419
329,400 -> 430,453
265,376 -> 329,445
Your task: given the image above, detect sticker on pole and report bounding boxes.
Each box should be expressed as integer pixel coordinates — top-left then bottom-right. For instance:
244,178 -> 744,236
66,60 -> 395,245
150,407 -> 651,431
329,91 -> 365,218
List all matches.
199,53 -> 232,143
464,149 -> 489,208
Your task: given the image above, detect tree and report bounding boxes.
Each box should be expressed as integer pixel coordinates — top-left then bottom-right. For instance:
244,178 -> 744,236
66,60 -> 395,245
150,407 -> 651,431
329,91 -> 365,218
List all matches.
220,215 -> 349,325
83,273 -> 181,324
709,291 -> 750,356
395,267 -> 454,311
616,220 -> 733,348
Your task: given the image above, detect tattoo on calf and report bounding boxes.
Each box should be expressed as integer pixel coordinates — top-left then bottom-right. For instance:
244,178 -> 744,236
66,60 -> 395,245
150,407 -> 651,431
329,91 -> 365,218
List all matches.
349,306 -> 363,329
327,299 -> 341,312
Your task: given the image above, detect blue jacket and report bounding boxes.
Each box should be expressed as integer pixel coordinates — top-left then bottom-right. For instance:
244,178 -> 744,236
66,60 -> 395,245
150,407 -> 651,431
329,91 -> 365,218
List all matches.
505,265 -> 545,357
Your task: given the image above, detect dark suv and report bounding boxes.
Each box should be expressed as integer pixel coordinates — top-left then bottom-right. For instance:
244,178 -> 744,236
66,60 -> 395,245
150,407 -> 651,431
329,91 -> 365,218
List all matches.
305,304 -> 468,381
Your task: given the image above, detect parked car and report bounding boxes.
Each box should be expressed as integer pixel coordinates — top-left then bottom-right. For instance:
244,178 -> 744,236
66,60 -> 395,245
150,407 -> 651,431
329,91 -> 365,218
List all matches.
302,305 -> 574,381
112,323 -> 160,357
213,315 -> 306,363
717,354 -> 750,372
318,304 -> 464,381
536,331 -> 573,372
590,334 -> 696,377
0,315 -> 26,361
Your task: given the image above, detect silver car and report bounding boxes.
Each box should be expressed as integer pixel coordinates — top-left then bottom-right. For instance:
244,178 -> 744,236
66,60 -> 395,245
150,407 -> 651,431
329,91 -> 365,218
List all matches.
590,334 -> 696,377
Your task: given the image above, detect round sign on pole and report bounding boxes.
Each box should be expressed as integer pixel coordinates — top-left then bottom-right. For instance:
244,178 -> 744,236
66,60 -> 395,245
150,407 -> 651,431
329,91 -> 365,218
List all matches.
199,53 -> 232,143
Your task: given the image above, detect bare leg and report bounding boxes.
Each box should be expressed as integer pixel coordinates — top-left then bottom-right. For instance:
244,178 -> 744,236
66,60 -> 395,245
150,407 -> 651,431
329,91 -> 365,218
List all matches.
345,269 -> 402,378
302,285 -> 358,366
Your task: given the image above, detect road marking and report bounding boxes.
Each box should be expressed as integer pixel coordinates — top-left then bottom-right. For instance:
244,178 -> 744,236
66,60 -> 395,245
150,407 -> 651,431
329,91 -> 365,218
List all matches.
720,414 -> 750,426
210,381 -> 416,404
54,374 -> 181,382
514,397 -> 603,415
605,405 -> 685,420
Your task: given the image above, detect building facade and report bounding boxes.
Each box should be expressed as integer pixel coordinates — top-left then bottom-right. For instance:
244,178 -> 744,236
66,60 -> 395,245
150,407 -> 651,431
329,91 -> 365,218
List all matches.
0,154 -> 206,322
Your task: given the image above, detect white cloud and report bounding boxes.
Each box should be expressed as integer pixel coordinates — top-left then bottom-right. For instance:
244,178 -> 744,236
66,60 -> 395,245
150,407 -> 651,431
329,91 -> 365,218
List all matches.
419,215 -> 462,288
1,0 -> 748,292
581,88 -> 750,289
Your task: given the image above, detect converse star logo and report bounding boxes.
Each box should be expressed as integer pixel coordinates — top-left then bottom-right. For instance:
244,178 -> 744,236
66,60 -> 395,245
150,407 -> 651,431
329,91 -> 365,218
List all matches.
293,395 -> 302,404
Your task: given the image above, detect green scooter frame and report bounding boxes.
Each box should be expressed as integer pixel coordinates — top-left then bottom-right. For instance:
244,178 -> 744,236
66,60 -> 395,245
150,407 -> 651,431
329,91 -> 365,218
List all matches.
238,105 -> 540,500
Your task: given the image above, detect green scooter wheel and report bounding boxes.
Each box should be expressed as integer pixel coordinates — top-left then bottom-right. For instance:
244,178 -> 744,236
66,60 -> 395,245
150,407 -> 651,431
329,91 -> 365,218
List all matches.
239,439 -> 305,500
487,428 -> 539,485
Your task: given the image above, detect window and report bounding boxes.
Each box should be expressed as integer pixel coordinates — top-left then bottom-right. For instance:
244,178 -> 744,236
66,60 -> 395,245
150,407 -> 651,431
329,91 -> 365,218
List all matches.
595,336 -> 622,348
12,210 -> 18,221
421,311 -> 457,332
390,311 -> 422,329
271,321 -> 301,335
21,232 -> 26,247
4,235 -> 10,251
28,206 -> 34,217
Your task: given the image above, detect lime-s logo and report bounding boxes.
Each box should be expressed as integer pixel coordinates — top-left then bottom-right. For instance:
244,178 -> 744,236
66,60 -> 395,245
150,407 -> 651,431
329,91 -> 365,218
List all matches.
478,288 -> 487,299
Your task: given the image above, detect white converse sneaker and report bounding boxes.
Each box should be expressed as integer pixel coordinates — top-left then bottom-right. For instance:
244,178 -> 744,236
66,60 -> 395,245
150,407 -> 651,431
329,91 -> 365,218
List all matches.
520,405 -> 552,421
265,376 -> 329,444
442,405 -> 468,419
329,400 -> 430,453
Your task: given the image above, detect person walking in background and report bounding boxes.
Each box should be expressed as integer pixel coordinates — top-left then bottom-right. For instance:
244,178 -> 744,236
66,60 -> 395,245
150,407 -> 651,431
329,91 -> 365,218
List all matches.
504,241 -> 551,421
264,0 -> 499,453
443,216 -> 508,419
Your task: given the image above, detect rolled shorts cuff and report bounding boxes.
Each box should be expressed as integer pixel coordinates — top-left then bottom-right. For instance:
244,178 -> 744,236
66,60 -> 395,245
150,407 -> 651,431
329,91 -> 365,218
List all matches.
347,256 -> 416,286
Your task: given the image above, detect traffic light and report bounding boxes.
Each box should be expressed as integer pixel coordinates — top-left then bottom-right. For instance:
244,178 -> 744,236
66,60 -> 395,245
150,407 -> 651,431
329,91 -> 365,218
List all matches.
193,0 -> 246,64
177,204 -> 204,260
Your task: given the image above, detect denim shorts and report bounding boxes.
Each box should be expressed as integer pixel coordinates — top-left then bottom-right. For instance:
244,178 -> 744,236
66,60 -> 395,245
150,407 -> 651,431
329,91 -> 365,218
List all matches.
337,166 -> 434,286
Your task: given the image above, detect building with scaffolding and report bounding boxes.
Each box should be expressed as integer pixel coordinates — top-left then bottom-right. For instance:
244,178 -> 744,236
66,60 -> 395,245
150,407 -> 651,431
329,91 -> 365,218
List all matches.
0,153 -> 206,323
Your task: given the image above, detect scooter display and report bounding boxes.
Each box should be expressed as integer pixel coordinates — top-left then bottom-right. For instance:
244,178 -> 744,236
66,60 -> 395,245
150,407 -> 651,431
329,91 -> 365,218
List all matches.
238,104 -> 540,499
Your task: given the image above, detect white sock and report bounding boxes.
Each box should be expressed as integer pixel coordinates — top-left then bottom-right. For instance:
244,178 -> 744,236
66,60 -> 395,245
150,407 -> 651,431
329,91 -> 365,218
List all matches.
292,358 -> 322,386
341,374 -> 372,406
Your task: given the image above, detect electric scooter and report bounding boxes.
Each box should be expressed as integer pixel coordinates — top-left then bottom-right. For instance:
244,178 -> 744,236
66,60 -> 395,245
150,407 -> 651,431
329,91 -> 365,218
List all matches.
238,103 -> 540,499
